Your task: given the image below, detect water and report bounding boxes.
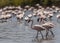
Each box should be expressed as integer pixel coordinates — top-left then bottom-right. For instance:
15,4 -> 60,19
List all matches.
0,11 -> 60,43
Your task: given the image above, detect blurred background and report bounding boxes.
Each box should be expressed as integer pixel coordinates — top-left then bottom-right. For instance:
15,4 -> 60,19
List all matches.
0,0 -> 60,8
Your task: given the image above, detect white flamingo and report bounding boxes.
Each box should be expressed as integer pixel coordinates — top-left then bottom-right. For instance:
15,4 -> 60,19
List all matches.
25,5 -> 30,10
47,12 -> 53,21
16,12 -> 24,22
42,22 -> 55,38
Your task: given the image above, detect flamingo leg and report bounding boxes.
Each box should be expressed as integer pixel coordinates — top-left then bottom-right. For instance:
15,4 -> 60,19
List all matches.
40,31 -> 44,39
35,31 -> 39,38
46,30 -> 49,39
49,29 -> 55,37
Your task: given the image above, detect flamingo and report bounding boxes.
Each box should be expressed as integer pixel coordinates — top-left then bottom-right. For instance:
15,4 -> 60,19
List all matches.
37,13 -> 47,24
23,9 -> 27,12
0,9 -> 3,13
24,16 -> 31,26
52,6 -> 55,9
33,13 -> 37,17
47,12 -> 53,21
42,22 -> 55,39
8,6 -> 13,10
33,9 -> 37,16
16,12 -> 24,22
27,19 -> 45,39
55,7 -> 59,12
35,4 -> 40,7
25,14 -> 33,23
16,6 -> 22,10
25,5 -> 30,10
28,7 -> 34,11
46,7 -> 50,10
38,6 -> 42,9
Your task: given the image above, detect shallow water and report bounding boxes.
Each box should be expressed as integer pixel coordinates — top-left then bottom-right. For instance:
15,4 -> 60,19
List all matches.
0,11 -> 60,43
